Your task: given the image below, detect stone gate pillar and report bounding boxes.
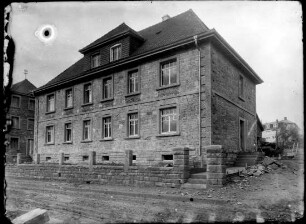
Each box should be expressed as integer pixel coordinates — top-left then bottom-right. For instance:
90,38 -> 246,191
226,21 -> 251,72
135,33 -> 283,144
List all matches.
172,147 -> 190,183
204,145 -> 226,187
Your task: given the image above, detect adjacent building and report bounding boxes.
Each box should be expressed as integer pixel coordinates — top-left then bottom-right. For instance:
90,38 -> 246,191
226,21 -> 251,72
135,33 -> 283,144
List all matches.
262,117 -> 299,144
33,10 -> 263,167
6,79 -> 36,163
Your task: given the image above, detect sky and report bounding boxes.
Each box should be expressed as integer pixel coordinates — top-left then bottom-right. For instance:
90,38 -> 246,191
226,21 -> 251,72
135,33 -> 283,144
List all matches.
7,1 -> 303,132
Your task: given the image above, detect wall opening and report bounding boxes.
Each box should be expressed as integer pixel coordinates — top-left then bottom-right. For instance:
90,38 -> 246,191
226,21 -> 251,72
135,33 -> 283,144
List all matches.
133,155 -> 136,160
102,156 -> 109,161
82,155 -> 89,161
162,155 -> 173,160
46,157 -> 51,162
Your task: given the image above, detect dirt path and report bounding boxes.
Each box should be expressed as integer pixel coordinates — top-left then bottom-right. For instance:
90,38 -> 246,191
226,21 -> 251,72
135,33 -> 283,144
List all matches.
5,159 -> 304,223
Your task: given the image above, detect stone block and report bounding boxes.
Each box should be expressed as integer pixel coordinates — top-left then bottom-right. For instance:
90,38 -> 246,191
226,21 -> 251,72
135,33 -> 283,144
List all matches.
12,208 -> 49,224
207,157 -> 225,165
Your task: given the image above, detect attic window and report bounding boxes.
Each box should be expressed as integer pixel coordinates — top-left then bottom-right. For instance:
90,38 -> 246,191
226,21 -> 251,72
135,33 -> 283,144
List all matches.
91,53 -> 100,68
110,44 -> 122,62
156,31 -> 162,35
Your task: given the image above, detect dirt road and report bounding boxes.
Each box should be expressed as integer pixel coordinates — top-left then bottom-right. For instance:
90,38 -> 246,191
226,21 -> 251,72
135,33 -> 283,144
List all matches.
5,159 -> 304,223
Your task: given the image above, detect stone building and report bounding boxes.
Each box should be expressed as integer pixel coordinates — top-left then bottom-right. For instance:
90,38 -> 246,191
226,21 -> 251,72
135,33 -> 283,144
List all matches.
6,79 -> 36,163
33,10 -> 263,167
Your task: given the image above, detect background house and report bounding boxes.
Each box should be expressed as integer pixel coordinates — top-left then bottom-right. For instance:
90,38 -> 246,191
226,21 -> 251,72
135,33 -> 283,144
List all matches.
33,10 -> 263,167
6,79 -> 36,163
262,117 -> 300,147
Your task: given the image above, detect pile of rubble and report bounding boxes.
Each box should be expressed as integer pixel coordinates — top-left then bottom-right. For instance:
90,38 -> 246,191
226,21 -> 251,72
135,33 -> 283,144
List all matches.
240,156 -> 284,177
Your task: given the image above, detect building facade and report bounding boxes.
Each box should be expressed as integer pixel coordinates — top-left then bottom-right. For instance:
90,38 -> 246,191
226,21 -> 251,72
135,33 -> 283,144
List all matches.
6,79 -> 36,163
34,10 -> 263,167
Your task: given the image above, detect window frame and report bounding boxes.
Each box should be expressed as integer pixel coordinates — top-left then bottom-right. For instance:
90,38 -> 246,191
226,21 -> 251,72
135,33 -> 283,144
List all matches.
83,82 -> 93,105
64,87 -> 74,109
9,136 -> 20,151
126,68 -> 141,96
28,98 -> 35,110
91,52 -> 101,69
157,105 -> 180,137
11,95 -> 21,108
64,122 -> 73,143
101,115 -> 113,141
82,119 -> 92,142
157,57 -> 180,89
27,118 -> 34,130
110,43 -> 122,62
46,93 -> 56,113
126,111 -> 140,138
101,75 -> 114,102
11,116 -> 20,129
26,138 -> 34,156
45,125 -> 55,145
238,75 -> 245,100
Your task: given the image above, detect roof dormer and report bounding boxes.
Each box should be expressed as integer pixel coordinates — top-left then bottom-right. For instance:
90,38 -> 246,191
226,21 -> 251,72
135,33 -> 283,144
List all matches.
79,23 -> 144,68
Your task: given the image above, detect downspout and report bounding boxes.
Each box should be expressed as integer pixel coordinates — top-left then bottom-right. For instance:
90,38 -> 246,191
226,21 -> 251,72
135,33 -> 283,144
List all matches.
193,35 -> 202,167
35,97 -> 39,157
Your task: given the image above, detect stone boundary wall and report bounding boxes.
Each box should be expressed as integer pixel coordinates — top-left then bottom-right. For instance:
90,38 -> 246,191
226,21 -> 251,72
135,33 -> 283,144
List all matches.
6,164 -> 180,188
6,147 -> 190,188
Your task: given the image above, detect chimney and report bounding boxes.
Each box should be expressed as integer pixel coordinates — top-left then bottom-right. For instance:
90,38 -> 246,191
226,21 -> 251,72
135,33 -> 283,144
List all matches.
284,117 -> 287,120
162,15 -> 170,22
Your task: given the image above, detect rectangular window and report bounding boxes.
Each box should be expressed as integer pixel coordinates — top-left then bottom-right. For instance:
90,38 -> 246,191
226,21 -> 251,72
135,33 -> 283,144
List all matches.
128,70 -> 139,94
110,44 -> 122,62
26,139 -> 34,156
102,117 -> 112,139
46,125 -> 54,144
128,113 -> 139,137
65,88 -> 73,108
102,77 -> 113,100
11,96 -> 20,108
46,157 -> 51,162
64,123 -> 72,142
160,59 -> 177,87
27,119 -> 34,130
91,53 -> 100,68
64,156 -> 69,161
10,137 -> 19,150
83,83 -> 92,104
83,120 -> 91,141
46,94 -> 55,112
82,156 -> 89,161
11,116 -> 20,129
161,108 -> 178,134
28,99 -> 35,110
239,75 -> 244,98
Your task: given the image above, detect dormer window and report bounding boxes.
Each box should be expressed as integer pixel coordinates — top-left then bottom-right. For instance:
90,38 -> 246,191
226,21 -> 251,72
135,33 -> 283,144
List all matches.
91,53 -> 100,68
110,44 -> 122,62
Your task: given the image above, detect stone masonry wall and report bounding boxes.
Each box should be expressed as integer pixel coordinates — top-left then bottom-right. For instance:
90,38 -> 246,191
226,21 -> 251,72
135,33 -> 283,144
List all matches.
6,164 -> 184,188
35,47 -> 206,165
210,44 -> 257,160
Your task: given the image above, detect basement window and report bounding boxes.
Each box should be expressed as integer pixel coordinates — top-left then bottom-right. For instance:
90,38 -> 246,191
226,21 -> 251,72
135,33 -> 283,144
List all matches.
133,155 -> 136,160
82,156 -> 89,161
102,156 -> 109,161
162,155 -> 173,160
46,157 -> 51,162
64,157 -> 69,161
